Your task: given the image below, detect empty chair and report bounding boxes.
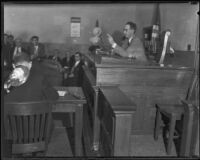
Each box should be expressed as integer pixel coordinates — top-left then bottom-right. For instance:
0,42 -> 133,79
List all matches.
154,102 -> 184,155
154,99 -> 198,156
4,101 -> 53,157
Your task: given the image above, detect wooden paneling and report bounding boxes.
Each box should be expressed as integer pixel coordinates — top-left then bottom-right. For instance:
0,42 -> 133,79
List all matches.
98,86 -> 136,156
96,66 -> 193,134
83,53 -> 194,135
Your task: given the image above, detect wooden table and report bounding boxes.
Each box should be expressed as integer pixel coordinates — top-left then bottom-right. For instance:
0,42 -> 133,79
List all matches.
53,87 -> 86,156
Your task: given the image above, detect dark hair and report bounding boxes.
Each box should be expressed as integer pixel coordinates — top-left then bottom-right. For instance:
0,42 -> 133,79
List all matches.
31,36 -> 39,41
8,35 -> 14,39
126,22 -> 137,33
75,52 -> 82,57
13,52 -> 31,64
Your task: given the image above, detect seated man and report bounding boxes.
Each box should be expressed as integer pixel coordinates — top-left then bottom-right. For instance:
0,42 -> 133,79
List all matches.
61,51 -> 75,69
107,21 -> 147,63
48,49 -> 63,72
4,52 -> 59,102
63,52 -> 84,87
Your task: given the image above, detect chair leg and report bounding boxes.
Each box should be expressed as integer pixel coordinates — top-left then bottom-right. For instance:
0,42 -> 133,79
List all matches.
167,114 -> 176,155
154,108 -> 161,140
68,113 -> 73,127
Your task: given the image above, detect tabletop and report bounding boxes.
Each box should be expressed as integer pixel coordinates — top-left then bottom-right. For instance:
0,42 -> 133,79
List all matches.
54,86 -> 86,104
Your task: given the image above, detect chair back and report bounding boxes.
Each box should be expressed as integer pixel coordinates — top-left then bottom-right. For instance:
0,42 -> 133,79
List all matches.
158,30 -> 171,65
4,101 -> 52,154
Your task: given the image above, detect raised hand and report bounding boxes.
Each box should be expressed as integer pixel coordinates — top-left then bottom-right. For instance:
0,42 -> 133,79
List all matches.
107,33 -> 115,45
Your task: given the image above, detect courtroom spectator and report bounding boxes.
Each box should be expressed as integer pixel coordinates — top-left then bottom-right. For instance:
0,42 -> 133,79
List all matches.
107,21 -> 147,62
4,34 -> 15,69
3,33 -> 8,45
3,34 -> 12,81
12,38 -> 27,59
27,35 -> 46,60
48,49 -> 63,66
61,51 -> 75,68
3,34 -> 9,66
63,52 -> 84,87
4,52 -> 58,102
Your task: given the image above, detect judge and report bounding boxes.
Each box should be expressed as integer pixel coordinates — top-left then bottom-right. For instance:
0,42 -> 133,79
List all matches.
107,21 -> 147,62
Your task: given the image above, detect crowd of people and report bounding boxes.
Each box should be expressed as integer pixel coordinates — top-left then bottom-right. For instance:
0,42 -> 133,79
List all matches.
3,33 -> 85,104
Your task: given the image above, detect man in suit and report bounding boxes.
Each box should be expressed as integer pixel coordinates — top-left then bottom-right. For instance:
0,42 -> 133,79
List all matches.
27,36 -> 46,60
4,52 -> 59,102
63,52 -> 84,87
12,38 -> 27,60
107,21 -> 147,63
4,34 -> 15,70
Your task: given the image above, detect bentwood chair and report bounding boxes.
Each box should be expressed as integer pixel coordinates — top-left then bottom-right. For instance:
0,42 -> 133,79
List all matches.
4,101 -> 53,157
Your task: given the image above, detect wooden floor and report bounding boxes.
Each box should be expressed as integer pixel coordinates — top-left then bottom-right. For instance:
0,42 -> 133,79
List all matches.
46,121 -> 73,157
130,135 -> 177,156
3,109 -> 178,158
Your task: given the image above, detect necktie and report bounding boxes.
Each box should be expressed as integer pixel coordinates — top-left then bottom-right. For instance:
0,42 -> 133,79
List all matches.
34,46 -> 37,55
128,39 -> 132,46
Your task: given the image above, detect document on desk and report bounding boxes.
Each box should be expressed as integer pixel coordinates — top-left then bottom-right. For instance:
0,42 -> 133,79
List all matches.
55,87 -> 84,100
57,90 -> 67,97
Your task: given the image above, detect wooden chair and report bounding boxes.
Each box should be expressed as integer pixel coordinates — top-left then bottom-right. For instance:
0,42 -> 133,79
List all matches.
4,101 -> 53,157
154,100 -> 198,156
154,102 -> 184,155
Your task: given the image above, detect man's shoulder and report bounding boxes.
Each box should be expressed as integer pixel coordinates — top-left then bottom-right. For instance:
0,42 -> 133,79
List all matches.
132,36 -> 142,43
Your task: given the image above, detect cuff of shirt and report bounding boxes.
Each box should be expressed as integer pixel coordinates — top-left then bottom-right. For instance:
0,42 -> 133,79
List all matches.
112,43 -> 117,48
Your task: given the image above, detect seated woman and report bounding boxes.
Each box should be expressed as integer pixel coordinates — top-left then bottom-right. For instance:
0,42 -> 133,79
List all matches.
63,52 -> 84,87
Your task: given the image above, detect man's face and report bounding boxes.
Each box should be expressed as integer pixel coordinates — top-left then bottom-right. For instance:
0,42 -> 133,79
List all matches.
75,54 -> 81,62
123,24 -> 134,39
4,35 -> 8,44
32,38 -> 38,46
8,37 -> 14,44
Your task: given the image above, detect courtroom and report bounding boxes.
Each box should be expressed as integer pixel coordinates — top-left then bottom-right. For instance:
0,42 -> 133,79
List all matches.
1,1 -> 199,159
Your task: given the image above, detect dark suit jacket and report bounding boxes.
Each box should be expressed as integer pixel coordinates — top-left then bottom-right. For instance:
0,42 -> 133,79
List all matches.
4,62 -> 59,103
64,60 -> 84,87
12,46 -> 27,59
61,56 -> 75,68
27,43 -> 46,59
3,43 -> 15,69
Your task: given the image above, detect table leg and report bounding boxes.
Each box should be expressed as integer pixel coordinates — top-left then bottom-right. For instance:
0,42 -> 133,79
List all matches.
75,104 -> 83,156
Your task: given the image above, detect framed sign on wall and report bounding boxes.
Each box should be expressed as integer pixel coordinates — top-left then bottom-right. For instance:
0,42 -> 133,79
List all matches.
70,17 -> 81,37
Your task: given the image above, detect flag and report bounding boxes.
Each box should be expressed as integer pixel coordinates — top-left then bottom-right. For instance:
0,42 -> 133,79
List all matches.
95,19 -> 99,27
151,3 -> 161,54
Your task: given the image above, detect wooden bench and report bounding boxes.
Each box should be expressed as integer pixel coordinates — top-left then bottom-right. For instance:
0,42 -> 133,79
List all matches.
97,86 -> 136,156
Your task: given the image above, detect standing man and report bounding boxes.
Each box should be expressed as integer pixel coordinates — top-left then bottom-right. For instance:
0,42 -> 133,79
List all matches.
27,36 -> 46,60
5,34 -> 15,68
12,38 -> 27,59
107,21 -> 147,62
